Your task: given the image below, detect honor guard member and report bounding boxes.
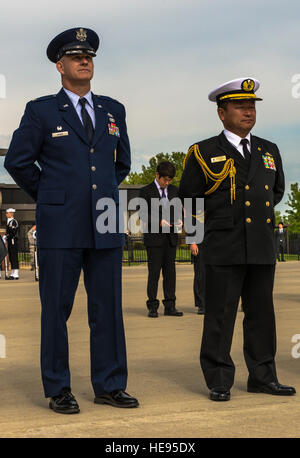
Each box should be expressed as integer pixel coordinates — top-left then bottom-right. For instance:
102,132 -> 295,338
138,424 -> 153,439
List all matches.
5,27 -> 138,413
179,78 -> 296,401
5,208 -> 19,280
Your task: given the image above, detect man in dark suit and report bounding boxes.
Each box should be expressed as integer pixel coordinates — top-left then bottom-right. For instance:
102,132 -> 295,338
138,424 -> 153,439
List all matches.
179,77 -> 295,401
5,27 -> 138,413
275,221 -> 286,261
139,161 -> 183,317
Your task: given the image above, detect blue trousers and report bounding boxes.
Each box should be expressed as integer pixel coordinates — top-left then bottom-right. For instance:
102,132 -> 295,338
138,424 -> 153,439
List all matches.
38,247 -> 127,398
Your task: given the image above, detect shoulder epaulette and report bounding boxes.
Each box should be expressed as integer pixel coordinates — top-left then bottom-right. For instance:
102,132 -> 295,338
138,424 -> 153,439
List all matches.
96,95 -> 122,105
31,94 -> 56,102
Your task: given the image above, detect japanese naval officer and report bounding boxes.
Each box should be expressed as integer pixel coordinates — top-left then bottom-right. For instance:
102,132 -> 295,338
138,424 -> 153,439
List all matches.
5,27 -> 139,413
179,78 -> 296,402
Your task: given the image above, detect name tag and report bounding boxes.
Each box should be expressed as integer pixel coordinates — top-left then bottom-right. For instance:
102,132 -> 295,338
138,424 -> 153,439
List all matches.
52,131 -> 69,138
211,155 -> 226,163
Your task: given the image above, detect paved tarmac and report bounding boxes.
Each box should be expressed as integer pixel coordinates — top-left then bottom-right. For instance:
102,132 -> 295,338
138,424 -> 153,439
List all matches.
0,261 -> 299,438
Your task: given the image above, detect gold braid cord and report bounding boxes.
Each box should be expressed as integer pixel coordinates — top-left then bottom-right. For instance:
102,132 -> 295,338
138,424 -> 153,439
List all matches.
184,144 -> 236,204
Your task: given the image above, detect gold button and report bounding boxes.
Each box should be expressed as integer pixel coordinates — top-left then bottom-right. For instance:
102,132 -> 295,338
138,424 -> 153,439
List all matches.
265,201 -> 270,207
245,201 -> 251,207
265,185 -> 269,190
91,166 -> 96,171
245,185 -> 250,190
246,218 -> 252,223
266,218 -> 271,223
90,148 -> 94,153
92,184 -> 97,190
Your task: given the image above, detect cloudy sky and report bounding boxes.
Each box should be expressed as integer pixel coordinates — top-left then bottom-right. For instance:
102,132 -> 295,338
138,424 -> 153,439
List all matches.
1,0 -> 300,214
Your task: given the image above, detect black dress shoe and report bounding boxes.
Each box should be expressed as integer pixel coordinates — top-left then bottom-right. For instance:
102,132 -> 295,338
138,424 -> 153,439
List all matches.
247,379 -> 296,396
49,388 -> 80,414
197,307 -> 205,315
209,389 -> 230,401
164,308 -> 183,316
148,309 -> 158,318
94,390 -> 139,408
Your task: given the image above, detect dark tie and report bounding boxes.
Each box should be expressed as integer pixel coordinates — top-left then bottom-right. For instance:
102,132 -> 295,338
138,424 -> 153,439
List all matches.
240,138 -> 251,165
160,187 -> 167,205
79,97 -> 94,142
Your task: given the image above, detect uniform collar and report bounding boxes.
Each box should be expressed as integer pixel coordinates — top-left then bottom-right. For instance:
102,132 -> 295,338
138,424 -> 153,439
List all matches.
223,129 -> 251,149
63,87 -> 94,109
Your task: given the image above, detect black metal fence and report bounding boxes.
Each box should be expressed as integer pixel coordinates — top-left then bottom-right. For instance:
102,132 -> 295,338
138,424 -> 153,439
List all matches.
123,236 -> 192,265
5,233 -> 300,269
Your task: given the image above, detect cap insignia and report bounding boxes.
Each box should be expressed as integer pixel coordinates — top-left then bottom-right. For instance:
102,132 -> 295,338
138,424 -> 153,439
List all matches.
76,28 -> 87,42
241,79 -> 255,92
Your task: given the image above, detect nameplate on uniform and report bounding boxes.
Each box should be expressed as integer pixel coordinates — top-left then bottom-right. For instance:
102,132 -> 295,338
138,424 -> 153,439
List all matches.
211,155 -> 226,163
262,154 -> 276,171
52,131 -> 69,138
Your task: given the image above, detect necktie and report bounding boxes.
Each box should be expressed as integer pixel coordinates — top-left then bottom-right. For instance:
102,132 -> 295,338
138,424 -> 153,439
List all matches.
240,138 -> 251,164
160,187 -> 167,205
79,97 -> 94,142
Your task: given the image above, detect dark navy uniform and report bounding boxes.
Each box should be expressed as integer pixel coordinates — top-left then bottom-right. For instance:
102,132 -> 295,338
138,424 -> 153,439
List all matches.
6,217 -> 19,271
180,131 -> 285,391
179,78 -> 288,395
5,46 -> 131,398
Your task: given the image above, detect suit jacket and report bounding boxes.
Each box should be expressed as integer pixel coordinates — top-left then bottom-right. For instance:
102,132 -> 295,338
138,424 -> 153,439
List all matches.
179,132 -> 285,265
274,228 -> 286,249
139,182 -> 180,247
5,88 -> 131,249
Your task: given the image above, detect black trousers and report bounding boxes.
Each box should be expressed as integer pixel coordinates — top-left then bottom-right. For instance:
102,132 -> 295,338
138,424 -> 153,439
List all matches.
7,239 -> 19,269
192,244 -> 205,309
277,243 -> 285,261
200,264 -> 277,391
146,235 -> 176,310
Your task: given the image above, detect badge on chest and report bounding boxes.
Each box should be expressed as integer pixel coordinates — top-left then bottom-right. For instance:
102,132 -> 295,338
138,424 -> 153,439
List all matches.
262,153 -> 276,171
211,155 -> 226,163
108,122 -> 120,137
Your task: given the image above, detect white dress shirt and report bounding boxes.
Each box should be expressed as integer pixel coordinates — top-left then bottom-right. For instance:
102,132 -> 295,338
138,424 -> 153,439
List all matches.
223,129 -> 251,158
154,179 -> 168,199
63,88 -> 96,128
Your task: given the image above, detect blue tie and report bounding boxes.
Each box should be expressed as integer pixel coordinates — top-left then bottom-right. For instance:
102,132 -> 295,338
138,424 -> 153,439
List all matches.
79,97 -> 94,143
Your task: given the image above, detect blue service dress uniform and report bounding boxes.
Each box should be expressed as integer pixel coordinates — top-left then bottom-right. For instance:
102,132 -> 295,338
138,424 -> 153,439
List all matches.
5,88 -> 131,397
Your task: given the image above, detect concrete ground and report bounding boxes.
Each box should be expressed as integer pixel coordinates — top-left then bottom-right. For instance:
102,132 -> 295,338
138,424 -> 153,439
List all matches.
0,261 -> 299,438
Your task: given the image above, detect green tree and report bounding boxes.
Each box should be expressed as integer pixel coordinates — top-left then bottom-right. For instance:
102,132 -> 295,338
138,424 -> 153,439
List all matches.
274,210 -> 282,225
285,182 -> 300,233
125,152 -> 186,187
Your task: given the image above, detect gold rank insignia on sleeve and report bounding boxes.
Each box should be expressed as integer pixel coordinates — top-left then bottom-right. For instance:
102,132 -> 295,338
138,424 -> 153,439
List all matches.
184,144 -> 236,204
